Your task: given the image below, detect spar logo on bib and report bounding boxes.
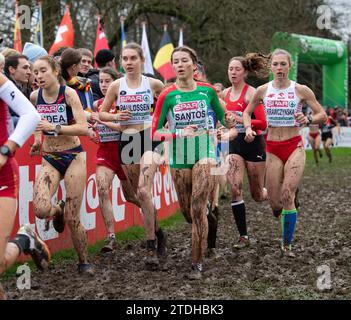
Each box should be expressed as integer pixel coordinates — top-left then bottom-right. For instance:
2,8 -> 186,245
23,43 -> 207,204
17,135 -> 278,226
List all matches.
289,101 -> 296,108
120,95 -> 143,103
198,100 -> 207,110
143,95 -> 150,103
57,104 -> 65,113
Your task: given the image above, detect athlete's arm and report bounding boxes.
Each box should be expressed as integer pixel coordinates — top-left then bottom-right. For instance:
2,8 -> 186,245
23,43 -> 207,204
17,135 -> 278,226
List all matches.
0,75 -> 41,151
29,90 -> 42,155
243,84 -> 266,142
99,80 -> 131,122
151,89 -> 175,141
295,84 -> 327,125
246,87 -> 267,131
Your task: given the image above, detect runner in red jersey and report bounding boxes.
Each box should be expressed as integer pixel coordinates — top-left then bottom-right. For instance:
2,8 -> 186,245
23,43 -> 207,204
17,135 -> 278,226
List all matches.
220,54 -> 268,249
0,73 -> 50,300
90,67 -> 140,252
243,49 -> 327,256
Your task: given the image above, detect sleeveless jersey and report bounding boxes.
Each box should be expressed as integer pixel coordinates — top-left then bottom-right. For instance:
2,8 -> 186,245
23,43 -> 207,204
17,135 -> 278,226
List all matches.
36,86 -> 74,135
225,84 -> 249,133
263,81 -> 303,127
96,99 -> 120,143
0,99 -> 14,145
116,76 -> 154,125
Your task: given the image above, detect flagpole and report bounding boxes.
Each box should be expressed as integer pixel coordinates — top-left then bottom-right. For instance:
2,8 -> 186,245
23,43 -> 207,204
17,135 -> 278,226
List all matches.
38,0 -> 44,47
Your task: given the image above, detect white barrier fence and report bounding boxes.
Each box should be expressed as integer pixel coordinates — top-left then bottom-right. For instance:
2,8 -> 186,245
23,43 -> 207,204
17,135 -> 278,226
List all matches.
301,127 -> 351,149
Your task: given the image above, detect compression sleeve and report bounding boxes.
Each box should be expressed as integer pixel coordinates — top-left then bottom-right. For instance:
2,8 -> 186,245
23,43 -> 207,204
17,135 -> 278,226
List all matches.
251,103 -> 267,131
0,80 -> 41,146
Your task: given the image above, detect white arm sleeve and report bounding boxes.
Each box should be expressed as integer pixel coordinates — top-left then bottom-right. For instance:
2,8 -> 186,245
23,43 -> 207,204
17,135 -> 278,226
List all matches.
0,80 -> 41,147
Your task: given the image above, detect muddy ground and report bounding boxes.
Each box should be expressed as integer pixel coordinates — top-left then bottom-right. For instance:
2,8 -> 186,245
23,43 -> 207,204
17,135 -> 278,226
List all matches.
2,152 -> 351,300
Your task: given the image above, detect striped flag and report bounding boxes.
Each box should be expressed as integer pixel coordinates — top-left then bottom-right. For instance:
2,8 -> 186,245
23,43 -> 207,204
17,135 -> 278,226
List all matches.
14,1 -> 22,52
153,25 -> 176,81
178,28 -> 184,47
141,22 -> 154,75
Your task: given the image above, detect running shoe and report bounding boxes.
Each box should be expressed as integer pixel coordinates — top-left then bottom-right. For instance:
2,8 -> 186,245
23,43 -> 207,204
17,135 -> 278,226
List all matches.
205,248 -> 221,259
53,200 -> 65,233
188,263 -> 203,280
280,244 -> 295,258
144,249 -> 159,269
233,236 -> 250,249
17,224 -> 51,271
100,235 -> 116,253
77,263 -> 95,276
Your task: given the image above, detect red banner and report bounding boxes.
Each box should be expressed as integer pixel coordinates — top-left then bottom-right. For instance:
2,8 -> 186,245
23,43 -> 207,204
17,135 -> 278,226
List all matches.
12,136 -> 179,255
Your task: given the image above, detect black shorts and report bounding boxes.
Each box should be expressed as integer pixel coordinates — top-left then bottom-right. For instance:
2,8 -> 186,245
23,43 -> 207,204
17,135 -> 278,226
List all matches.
118,127 -> 163,165
321,131 -> 333,142
229,133 -> 266,162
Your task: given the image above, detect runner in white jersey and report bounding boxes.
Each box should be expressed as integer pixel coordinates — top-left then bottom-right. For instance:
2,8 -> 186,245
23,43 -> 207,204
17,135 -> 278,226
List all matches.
99,43 -> 167,268
243,49 -> 326,256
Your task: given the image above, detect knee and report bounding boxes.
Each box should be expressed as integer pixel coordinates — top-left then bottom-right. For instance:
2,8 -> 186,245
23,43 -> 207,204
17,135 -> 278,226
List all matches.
231,182 -> 243,199
97,186 -> 110,200
137,187 -> 150,203
281,188 -> 294,206
33,202 -> 51,219
252,190 -> 265,202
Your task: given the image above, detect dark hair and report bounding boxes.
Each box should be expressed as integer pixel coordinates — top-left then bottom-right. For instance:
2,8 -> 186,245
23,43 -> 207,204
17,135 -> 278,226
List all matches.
60,48 -> 82,80
229,53 -> 269,78
53,46 -> 69,58
99,67 -> 120,81
95,49 -> 115,68
171,46 -> 198,65
4,54 -> 29,75
121,42 -> 145,61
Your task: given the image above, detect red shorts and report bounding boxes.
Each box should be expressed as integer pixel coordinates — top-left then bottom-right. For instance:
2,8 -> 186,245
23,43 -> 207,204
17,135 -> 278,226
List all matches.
309,132 -> 320,139
96,141 -> 126,180
0,157 -> 19,199
266,135 -> 303,164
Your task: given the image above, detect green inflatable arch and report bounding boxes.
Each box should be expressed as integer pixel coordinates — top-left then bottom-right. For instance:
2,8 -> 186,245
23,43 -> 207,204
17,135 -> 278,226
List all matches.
271,32 -> 348,108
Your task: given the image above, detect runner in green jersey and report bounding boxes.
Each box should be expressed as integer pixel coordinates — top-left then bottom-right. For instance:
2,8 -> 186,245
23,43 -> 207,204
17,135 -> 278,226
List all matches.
152,46 -> 235,279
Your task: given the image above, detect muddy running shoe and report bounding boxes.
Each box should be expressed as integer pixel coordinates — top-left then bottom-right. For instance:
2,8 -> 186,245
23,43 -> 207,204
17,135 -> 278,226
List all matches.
144,249 -> 159,269
205,248 -> 221,260
280,244 -> 295,258
156,231 -> 168,258
78,263 -> 95,276
188,263 -> 203,280
17,224 -> 51,271
294,188 -> 300,210
100,235 -> 116,253
233,236 -> 250,249
53,200 -> 65,233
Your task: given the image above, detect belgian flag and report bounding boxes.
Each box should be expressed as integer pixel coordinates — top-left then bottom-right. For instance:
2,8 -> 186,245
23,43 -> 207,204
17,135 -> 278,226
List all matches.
153,26 -> 176,81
